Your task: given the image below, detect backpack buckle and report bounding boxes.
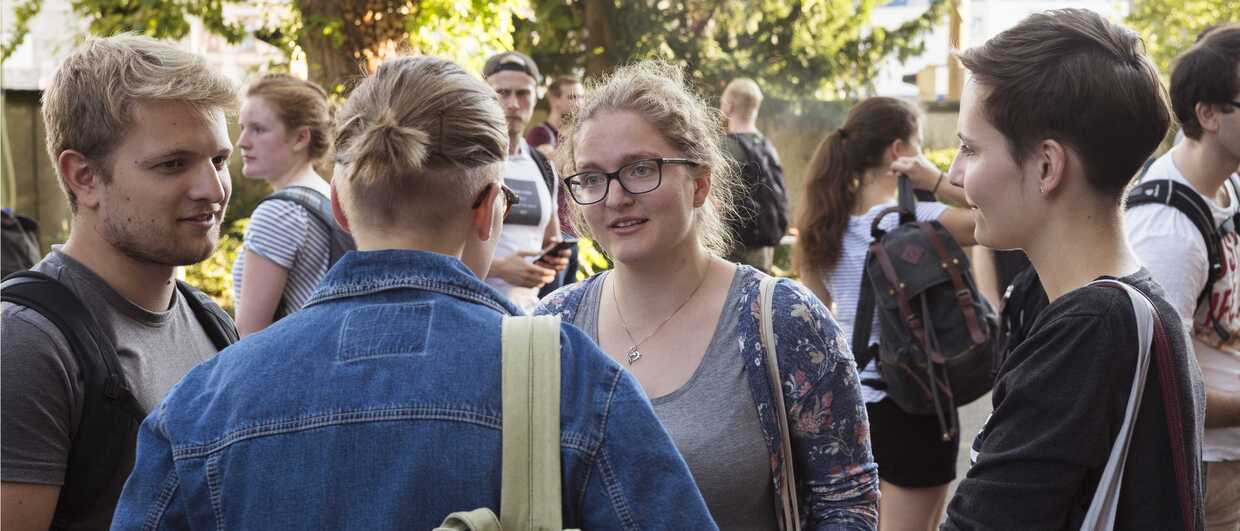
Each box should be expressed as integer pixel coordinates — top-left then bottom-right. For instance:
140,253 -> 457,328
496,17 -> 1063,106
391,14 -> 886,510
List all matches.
955,289 -> 974,306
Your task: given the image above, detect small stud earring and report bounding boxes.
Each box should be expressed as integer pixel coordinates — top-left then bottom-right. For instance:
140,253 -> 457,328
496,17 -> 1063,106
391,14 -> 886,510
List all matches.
1039,184 -> 1045,194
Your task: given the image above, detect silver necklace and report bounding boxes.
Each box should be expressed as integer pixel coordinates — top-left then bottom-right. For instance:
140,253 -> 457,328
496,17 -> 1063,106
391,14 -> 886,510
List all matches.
610,262 -> 711,365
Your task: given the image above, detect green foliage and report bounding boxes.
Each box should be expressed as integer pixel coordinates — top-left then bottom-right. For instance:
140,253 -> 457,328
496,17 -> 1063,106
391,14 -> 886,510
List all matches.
924,147 -> 958,172
574,237 -> 612,281
1127,0 -> 1239,75
8,0 -> 527,93
184,218 -> 247,314
66,0 -> 246,44
516,0 -> 949,99
1,0 -> 44,60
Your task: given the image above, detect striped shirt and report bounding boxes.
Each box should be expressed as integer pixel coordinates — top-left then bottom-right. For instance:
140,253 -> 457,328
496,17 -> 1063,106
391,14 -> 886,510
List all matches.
231,196 -> 331,319
820,200 -> 948,403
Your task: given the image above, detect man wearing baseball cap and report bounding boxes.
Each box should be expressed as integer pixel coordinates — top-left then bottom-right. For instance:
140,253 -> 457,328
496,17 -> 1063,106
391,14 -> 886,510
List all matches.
482,51 -> 569,310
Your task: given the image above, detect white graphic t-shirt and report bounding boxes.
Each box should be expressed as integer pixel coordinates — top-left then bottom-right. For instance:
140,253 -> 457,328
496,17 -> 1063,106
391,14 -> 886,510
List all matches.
487,139 -> 555,310
1126,149 -> 1240,461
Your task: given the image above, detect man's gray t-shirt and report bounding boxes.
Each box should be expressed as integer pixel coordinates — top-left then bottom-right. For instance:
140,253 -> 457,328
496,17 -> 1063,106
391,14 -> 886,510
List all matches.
573,271 -> 778,530
1,249 -> 218,522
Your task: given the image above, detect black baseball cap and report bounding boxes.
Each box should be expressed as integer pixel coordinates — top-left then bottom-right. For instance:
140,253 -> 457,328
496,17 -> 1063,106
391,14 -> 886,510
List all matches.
482,51 -> 541,82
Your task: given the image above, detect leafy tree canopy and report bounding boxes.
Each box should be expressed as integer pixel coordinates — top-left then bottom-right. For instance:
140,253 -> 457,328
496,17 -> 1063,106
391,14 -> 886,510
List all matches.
516,0 -> 949,100
1126,0 -> 1239,76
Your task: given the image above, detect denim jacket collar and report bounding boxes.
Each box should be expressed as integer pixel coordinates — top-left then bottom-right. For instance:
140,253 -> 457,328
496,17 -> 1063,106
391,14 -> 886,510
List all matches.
303,250 -> 523,316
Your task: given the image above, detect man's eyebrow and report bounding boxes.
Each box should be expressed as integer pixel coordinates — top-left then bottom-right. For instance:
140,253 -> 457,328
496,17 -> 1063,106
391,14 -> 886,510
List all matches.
138,150 -> 198,165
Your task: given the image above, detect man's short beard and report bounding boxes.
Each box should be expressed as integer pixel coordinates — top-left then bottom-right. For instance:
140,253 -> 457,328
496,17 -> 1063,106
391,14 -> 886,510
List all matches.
100,210 -> 220,267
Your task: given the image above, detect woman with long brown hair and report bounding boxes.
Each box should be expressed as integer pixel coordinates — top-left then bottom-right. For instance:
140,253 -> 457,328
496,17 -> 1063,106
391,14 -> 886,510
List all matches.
796,97 -> 975,531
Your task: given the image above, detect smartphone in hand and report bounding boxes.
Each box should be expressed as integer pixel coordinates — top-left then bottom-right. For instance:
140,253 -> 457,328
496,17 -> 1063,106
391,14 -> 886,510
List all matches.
534,237 -> 578,263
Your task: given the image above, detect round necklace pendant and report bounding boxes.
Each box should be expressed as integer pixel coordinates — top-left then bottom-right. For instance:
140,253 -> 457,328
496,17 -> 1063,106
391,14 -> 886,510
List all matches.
627,349 -> 642,365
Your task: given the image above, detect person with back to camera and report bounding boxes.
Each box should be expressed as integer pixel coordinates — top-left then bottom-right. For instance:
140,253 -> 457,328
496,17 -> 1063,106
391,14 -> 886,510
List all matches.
111,55 -> 716,530
232,73 -> 338,336
795,97 -> 977,531
941,9 -> 1205,530
536,60 -> 878,530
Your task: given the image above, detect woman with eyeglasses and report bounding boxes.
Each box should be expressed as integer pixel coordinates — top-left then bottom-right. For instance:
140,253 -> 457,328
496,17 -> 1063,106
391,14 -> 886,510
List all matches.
536,61 -> 878,530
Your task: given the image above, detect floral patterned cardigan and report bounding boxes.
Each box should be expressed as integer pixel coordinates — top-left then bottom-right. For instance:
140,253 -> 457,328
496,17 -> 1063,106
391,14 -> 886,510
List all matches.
535,266 -> 879,530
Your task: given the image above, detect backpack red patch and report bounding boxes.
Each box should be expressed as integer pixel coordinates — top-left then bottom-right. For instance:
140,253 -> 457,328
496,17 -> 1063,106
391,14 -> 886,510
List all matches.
900,244 -> 924,265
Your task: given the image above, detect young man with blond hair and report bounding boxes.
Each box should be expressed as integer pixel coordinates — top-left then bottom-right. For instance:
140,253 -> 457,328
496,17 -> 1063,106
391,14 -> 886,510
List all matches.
720,78 -> 789,272
1,35 -> 238,530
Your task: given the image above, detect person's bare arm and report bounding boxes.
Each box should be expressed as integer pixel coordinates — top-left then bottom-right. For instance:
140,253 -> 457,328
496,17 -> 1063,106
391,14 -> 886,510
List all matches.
489,251 -> 557,288
936,207 -> 978,247
1206,388 -> 1240,429
234,249 -> 290,338
892,155 -> 968,206
1,483 -> 59,531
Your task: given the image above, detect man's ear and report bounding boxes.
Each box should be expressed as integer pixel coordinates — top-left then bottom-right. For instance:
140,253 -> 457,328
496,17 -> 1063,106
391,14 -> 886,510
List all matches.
1035,139 -> 1069,195
472,183 -> 499,242
59,150 -> 103,210
1195,102 -> 1221,135
330,181 -> 352,234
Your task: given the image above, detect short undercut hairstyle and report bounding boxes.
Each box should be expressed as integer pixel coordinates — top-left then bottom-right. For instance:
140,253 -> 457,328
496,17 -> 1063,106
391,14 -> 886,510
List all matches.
958,9 -> 1170,198
1171,23 -> 1240,140
42,34 -> 238,211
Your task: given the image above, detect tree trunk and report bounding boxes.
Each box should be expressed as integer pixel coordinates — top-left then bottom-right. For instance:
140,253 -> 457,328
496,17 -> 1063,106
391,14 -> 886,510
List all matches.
582,0 -> 617,78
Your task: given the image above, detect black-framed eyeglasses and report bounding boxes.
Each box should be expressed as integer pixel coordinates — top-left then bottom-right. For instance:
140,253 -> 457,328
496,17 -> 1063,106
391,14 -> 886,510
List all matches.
472,183 -> 520,221
563,158 -> 700,205
1227,100 -> 1240,109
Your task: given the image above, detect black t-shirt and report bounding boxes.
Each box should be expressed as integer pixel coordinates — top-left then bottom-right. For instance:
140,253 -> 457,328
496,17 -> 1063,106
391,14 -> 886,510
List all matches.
944,269 -> 1205,531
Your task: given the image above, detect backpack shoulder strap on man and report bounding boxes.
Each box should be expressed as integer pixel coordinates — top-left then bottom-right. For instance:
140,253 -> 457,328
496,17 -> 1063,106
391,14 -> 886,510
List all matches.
527,146 -> 558,199
1,270 -> 145,522
259,186 -> 357,266
1126,178 -> 1227,340
175,280 -> 239,349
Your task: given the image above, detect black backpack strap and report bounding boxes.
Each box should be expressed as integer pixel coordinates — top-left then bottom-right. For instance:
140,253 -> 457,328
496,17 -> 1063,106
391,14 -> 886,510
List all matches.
1126,178 -> 1227,339
527,146 -> 558,201
176,280 -> 238,349
852,261 -> 878,371
259,186 -> 356,266
1,270 -> 145,522
896,174 -> 917,225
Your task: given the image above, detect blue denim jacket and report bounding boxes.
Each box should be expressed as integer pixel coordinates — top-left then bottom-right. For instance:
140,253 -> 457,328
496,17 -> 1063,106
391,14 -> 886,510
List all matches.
537,267 -> 879,530
111,250 -> 716,530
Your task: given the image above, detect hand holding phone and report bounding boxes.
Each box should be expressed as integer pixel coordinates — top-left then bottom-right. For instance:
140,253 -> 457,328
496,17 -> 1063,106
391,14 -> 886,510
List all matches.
534,238 -> 576,271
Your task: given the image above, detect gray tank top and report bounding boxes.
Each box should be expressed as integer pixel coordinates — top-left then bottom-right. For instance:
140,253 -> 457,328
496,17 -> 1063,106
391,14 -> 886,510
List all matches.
574,272 -> 777,531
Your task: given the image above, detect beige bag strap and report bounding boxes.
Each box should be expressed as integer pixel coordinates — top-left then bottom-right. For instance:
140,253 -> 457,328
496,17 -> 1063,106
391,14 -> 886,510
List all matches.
760,277 -> 801,531
500,315 -> 564,531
